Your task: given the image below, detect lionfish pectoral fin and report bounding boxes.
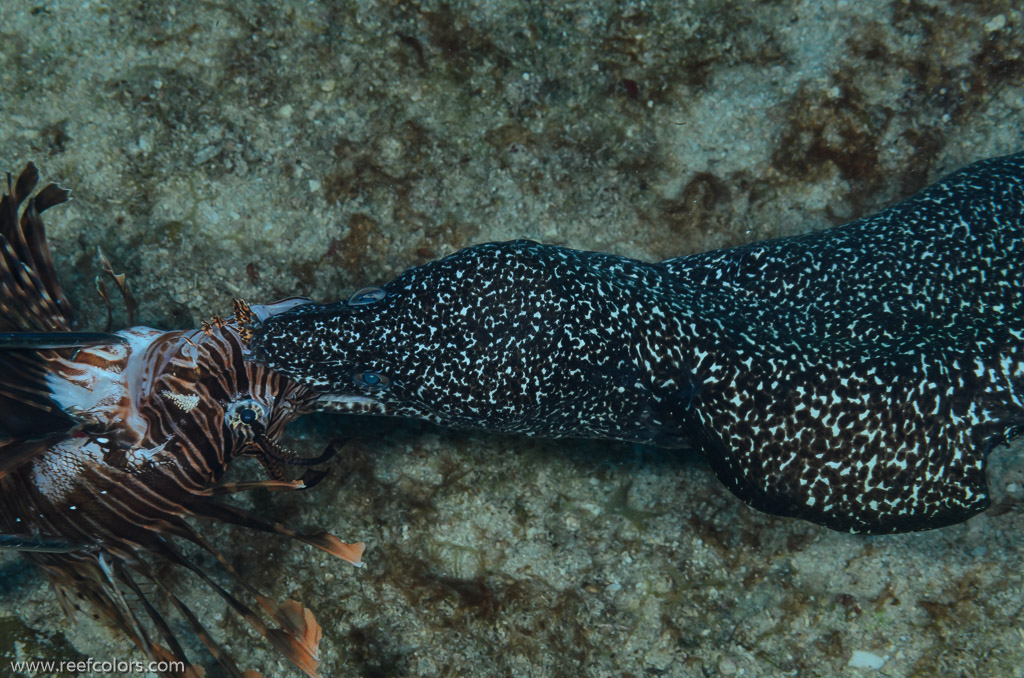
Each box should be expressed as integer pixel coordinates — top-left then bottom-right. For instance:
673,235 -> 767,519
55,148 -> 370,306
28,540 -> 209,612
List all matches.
185,498 -> 365,566
87,541 -> 248,678
6,162 -> 38,204
203,473 -> 327,496
0,533 -> 84,552
260,599 -> 324,678
116,567 -> 200,675
276,600 -> 323,656
0,331 -> 128,349
94,273 -> 114,333
95,551 -> 161,661
296,531 -> 365,567
203,479 -> 307,496
298,468 -> 329,489
151,533 -> 324,678
159,590 -> 251,678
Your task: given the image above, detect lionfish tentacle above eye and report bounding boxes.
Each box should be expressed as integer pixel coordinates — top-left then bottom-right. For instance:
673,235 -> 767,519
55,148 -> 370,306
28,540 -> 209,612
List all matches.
96,245 -> 138,327
0,164 -> 365,677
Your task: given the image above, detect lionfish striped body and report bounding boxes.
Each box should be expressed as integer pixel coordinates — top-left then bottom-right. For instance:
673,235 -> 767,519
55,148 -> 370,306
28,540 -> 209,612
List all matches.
0,164 -> 362,677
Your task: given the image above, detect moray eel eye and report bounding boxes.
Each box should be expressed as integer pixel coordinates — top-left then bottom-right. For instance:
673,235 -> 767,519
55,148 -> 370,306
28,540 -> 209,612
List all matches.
356,371 -> 391,389
347,286 -> 386,306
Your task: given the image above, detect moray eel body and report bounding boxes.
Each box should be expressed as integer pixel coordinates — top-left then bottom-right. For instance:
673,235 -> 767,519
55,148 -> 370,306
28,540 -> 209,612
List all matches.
252,153 -> 1024,534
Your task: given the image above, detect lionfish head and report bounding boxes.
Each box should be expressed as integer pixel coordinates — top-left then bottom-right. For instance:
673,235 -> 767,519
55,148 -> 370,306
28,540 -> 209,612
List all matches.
0,163 -> 363,677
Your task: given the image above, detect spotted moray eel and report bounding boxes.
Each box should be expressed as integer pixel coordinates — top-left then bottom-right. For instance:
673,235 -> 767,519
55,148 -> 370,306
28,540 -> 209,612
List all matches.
252,152 -> 1024,534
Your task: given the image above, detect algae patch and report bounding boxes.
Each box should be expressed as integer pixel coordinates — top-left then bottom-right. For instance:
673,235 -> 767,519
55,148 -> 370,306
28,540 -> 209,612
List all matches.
0,615 -> 87,675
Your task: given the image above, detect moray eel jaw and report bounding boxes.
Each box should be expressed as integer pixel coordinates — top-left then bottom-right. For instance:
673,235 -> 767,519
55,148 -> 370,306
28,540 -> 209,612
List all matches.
250,300 -> 409,417
314,393 -> 389,414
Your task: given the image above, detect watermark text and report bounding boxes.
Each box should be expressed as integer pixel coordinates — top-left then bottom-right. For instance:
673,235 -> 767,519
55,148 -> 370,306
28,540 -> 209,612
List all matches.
10,658 -> 185,674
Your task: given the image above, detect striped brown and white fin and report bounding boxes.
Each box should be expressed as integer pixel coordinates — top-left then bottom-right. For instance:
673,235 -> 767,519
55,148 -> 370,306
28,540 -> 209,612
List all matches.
0,163 -> 76,453
0,162 -> 74,332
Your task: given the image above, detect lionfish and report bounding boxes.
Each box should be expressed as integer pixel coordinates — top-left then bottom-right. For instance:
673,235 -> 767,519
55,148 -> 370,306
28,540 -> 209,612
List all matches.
0,163 -> 364,677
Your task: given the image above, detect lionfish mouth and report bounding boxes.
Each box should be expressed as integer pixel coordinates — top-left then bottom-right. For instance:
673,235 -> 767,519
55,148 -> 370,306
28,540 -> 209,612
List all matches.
248,434 -> 343,490
225,396 -> 342,485
254,434 -> 338,467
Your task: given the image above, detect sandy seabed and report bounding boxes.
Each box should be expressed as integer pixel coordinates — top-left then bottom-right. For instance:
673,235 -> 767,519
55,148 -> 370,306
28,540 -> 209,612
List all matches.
2,1 -> 1024,676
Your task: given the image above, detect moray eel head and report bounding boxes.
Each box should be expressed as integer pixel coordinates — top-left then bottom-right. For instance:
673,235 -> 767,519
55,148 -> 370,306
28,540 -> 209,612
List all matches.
249,241 -> 663,440
249,286 -> 416,418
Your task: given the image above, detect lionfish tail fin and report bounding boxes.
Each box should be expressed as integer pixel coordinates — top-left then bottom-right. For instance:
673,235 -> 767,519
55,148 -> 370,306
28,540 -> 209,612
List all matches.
0,163 -> 78,443
0,162 -> 74,332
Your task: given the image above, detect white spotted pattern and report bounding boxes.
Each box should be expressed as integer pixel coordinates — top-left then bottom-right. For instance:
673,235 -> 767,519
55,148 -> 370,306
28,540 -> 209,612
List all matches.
254,153 -> 1024,534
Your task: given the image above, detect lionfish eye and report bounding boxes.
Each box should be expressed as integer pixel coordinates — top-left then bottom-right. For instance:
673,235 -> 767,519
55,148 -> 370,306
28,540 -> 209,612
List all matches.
226,399 -> 268,433
355,371 -> 391,389
347,286 -> 386,306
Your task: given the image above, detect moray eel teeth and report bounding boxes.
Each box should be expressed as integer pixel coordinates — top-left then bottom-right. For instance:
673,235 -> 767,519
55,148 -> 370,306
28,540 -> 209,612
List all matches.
252,152 -> 1024,535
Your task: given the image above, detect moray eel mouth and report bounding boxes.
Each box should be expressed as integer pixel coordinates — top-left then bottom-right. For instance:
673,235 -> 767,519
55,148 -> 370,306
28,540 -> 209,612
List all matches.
244,297 -> 397,416
314,393 -> 391,415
